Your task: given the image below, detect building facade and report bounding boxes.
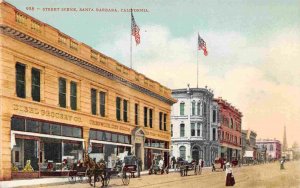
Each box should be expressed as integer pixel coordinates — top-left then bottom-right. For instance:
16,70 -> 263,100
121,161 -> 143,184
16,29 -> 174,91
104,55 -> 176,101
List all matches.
256,139 -> 282,161
171,87 -> 219,166
0,2 -> 176,180
214,98 -> 242,163
241,130 -> 257,164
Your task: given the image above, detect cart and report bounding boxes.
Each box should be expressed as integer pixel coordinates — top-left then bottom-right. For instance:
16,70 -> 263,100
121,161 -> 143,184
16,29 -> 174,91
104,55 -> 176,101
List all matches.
148,154 -> 169,175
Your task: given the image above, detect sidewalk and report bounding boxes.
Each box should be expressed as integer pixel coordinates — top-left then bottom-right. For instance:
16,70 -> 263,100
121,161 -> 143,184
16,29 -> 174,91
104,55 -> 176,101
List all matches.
0,169 -> 178,188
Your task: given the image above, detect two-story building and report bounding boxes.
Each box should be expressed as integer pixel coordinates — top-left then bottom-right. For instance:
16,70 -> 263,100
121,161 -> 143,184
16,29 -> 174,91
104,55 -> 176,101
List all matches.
256,139 -> 281,161
0,1 -> 176,180
171,87 -> 218,166
241,129 -> 257,164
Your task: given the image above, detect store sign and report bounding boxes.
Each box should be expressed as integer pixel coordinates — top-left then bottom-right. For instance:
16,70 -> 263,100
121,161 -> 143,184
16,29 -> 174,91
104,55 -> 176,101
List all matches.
13,104 -> 82,123
89,120 -> 131,133
144,130 -> 170,140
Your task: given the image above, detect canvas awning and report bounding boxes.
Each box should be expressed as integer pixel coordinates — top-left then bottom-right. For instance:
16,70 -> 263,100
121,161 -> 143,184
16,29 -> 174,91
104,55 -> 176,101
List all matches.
244,150 -> 254,158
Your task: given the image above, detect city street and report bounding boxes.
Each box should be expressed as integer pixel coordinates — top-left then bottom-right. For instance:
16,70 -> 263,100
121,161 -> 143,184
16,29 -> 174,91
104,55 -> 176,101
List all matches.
44,161 -> 300,188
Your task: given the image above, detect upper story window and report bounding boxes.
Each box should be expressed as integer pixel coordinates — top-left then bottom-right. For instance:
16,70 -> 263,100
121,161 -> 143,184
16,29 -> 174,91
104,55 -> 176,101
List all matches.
91,89 -> 97,115
149,109 -> 153,128
180,124 -> 185,137
212,128 -> 216,141
197,102 -> 201,115
191,123 -> 195,136
100,92 -> 106,117
59,78 -> 66,108
123,100 -> 128,122
197,123 -> 201,137
230,118 -> 234,129
180,102 -> 185,116
116,97 -> 121,121
171,124 -> 173,137
192,101 -> 196,115
212,110 -> 217,123
270,144 -> 273,151
203,102 -> 207,116
144,107 -> 148,127
31,68 -> 40,102
16,63 -> 26,98
70,81 -> 77,110
163,113 -> 167,131
135,103 -> 139,125
159,112 -> 163,130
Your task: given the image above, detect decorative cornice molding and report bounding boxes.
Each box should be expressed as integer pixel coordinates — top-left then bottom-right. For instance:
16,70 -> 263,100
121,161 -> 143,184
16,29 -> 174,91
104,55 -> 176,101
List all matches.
0,25 -> 175,105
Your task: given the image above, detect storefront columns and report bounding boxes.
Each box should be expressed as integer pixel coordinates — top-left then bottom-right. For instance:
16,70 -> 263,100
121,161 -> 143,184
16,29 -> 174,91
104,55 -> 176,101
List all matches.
0,114 -> 12,180
83,126 -> 90,151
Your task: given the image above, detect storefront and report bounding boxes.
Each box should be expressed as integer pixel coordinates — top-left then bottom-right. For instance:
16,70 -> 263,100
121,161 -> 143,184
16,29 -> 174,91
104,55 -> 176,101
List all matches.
89,129 -> 132,168
144,138 -> 170,170
11,116 -> 84,178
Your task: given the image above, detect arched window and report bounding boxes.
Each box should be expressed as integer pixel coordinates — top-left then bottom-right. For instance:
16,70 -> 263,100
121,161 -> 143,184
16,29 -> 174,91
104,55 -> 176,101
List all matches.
230,118 -> 234,129
192,101 -> 196,115
180,102 -> 185,116
179,146 -> 186,160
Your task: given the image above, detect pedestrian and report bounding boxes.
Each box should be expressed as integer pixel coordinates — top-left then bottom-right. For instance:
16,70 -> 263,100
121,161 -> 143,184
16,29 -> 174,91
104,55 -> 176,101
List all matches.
159,158 -> 164,174
199,159 -> 203,174
172,156 -> 176,169
225,163 -> 235,186
223,159 -> 227,171
212,162 -> 216,172
280,159 -> 285,170
137,157 -> 142,177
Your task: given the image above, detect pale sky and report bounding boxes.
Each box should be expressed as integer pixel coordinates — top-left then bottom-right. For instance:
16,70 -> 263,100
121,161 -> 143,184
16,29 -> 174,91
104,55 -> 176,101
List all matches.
6,0 -> 300,147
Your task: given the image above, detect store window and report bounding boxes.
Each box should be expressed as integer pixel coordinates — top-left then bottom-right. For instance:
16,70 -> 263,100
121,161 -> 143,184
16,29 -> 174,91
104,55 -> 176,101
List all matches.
70,81 -> 77,110
179,146 -> 186,160
16,63 -> 26,98
100,91 -> 106,117
26,119 -> 40,133
59,78 -> 66,108
91,89 -> 97,115
31,68 -> 40,102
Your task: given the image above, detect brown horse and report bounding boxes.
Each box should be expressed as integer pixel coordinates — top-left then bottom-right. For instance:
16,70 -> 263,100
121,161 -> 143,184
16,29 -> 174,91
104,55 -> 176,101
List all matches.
83,153 -> 106,187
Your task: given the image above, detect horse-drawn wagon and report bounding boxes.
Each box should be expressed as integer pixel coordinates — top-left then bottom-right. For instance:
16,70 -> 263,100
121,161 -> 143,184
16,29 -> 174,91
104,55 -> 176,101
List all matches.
148,154 -> 169,175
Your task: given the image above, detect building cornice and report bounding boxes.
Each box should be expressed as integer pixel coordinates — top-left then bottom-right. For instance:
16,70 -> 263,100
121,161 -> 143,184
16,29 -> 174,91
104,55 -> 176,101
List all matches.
0,25 -> 176,105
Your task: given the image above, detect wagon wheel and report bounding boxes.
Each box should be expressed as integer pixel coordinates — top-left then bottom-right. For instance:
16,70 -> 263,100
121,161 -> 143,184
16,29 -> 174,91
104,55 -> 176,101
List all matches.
122,172 -> 130,185
68,175 -> 76,184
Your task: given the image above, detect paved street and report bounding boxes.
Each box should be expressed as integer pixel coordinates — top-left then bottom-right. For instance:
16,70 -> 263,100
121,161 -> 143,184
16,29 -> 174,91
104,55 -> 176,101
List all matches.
43,161 -> 300,188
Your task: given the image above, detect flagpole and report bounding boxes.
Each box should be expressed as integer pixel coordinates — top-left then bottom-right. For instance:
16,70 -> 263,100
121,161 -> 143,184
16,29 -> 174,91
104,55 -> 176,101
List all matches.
197,35 -> 199,88
130,9 -> 133,69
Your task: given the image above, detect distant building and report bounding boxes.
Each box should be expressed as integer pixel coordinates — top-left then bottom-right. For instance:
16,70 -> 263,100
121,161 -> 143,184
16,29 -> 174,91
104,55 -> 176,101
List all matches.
256,139 -> 281,160
241,130 -> 257,164
171,87 -> 219,166
214,98 -> 242,162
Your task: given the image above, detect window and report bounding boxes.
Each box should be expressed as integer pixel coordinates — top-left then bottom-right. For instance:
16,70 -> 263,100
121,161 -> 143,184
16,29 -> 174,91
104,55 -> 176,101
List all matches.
116,97 -> 121,121
26,120 -> 40,133
144,107 -> 148,127
180,102 -> 185,116
213,128 -> 216,141
179,146 -> 186,160
203,102 -> 207,115
230,118 -> 234,129
59,78 -> 66,108
16,63 -> 26,98
99,92 -> 106,117
192,101 -> 195,115
213,110 -> 217,123
180,124 -> 185,137
197,102 -> 201,115
171,124 -> 173,137
149,109 -> 153,128
91,89 -> 97,115
31,68 -> 40,102
197,123 -> 201,137
191,123 -> 195,136
270,144 -> 273,151
159,112 -> 163,130
163,113 -> 167,131
11,117 -> 25,131
123,100 -> 128,122
70,81 -> 77,110
135,103 -> 139,125
50,124 -> 61,136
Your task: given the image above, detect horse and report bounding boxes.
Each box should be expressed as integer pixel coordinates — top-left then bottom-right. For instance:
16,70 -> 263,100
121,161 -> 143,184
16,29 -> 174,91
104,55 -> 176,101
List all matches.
83,153 -> 106,187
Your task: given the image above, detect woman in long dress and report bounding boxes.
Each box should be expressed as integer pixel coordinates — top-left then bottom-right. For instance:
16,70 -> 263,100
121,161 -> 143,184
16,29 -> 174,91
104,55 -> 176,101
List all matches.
225,163 -> 235,186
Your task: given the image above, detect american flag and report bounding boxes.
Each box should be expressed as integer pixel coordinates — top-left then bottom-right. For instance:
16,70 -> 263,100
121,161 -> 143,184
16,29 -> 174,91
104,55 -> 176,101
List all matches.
198,33 -> 208,56
131,11 -> 140,45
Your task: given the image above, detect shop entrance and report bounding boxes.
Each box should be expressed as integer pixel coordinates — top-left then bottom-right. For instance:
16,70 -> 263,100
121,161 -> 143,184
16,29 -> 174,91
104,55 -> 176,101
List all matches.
135,143 -> 141,159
